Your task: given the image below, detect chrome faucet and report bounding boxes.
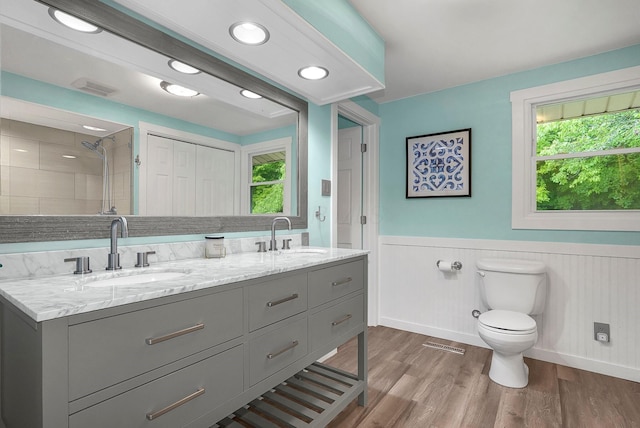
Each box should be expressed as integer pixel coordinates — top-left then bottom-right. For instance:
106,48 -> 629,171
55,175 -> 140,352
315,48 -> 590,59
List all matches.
270,216 -> 291,251
107,216 -> 128,270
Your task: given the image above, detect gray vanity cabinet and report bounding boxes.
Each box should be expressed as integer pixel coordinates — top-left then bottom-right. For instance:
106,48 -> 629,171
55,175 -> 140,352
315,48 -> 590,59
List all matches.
68,345 -> 244,428
0,256 -> 367,428
68,288 -> 243,401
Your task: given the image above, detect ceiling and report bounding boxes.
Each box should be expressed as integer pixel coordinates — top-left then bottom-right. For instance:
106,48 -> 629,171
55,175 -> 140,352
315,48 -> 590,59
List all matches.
349,0 -> 640,103
0,0 -> 297,137
113,0 -> 384,105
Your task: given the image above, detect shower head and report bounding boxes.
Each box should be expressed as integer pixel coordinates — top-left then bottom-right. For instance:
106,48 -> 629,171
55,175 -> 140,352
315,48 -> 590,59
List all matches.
82,140 -> 105,159
82,140 -> 98,149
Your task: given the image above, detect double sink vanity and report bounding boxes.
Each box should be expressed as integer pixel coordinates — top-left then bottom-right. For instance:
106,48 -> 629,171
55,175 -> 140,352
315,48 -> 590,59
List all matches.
0,246 -> 368,427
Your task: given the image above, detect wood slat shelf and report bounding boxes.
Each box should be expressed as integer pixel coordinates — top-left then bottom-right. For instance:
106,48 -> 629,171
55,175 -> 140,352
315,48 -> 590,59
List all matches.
214,362 -> 365,427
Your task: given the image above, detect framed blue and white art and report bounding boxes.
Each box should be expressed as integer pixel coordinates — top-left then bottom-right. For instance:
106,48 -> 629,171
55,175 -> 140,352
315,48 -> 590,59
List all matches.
406,128 -> 471,198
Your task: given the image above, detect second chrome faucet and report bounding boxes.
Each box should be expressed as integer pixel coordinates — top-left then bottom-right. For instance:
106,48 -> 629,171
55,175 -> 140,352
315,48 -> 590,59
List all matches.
270,217 -> 291,251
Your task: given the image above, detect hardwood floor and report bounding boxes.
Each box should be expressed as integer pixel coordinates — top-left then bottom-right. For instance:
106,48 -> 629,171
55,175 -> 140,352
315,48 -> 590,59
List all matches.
324,326 -> 640,428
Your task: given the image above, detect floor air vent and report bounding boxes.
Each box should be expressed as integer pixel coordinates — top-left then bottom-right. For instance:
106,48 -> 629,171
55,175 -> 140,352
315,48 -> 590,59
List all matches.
422,341 -> 466,355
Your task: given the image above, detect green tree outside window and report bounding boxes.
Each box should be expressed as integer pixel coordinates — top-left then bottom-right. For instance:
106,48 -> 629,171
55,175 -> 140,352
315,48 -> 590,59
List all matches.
536,109 -> 640,211
251,158 -> 285,214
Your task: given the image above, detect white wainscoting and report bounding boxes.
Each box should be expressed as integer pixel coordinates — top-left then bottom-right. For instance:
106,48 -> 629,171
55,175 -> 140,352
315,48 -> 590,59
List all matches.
378,236 -> 640,382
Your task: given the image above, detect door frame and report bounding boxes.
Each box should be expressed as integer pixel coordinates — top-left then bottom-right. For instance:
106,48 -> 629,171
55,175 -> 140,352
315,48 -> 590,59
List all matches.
331,101 -> 380,326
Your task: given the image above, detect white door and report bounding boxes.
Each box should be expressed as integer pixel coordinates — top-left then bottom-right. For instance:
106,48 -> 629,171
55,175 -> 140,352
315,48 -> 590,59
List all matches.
337,126 -> 363,249
145,135 -> 196,215
196,145 -> 235,215
146,135 -> 173,215
172,141 -> 196,216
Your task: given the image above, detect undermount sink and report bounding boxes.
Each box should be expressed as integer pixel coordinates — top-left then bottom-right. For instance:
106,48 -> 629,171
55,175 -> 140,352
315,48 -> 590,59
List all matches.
83,270 -> 188,288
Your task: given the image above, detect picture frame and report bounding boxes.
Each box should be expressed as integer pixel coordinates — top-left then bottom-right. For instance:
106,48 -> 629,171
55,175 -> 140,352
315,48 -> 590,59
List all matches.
406,128 -> 471,198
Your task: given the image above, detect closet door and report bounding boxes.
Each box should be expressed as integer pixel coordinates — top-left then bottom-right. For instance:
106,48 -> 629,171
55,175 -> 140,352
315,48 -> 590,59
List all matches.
172,141 -> 196,215
146,135 -> 173,215
146,135 -> 196,216
195,145 -> 235,216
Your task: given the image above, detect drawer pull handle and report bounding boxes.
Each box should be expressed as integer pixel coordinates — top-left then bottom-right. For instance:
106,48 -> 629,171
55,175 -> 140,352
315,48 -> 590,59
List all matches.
267,340 -> 299,359
331,277 -> 352,287
145,323 -> 204,345
267,293 -> 299,307
332,314 -> 353,326
146,387 -> 205,420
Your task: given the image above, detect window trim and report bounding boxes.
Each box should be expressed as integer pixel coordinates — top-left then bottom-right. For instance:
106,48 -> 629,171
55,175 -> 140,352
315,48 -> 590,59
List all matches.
510,65 -> 640,231
240,137 -> 292,215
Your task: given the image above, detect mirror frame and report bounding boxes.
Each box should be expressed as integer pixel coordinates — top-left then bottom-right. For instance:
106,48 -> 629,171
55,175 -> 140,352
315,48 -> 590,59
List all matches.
0,0 -> 308,243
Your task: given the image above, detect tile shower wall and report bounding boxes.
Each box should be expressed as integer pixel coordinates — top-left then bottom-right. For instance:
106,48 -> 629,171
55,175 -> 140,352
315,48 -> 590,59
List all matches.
378,236 -> 640,382
0,119 -> 131,215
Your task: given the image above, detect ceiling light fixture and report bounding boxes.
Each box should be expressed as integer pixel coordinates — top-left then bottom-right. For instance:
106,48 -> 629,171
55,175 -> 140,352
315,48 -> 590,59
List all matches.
168,60 -> 201,75
160,81 -> 199,97
240,89 -> 262,99
298,66 -> 329,81
229,22 -> 270,45
62,155 -> 77,159
48,8 -> 102,34
82,125 -> 107,132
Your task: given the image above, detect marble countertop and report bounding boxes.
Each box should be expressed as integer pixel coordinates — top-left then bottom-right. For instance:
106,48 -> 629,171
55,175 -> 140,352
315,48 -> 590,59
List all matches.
0,247 -> 367,322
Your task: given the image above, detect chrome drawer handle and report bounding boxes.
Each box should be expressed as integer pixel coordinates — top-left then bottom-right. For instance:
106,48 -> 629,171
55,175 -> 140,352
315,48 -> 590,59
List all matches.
145,323 -> 204,345
331,314 -> 353,326
267,340 -> 299,359
146,387 -> 205,420
331,277 -> 352,287
266,293 -> 299,307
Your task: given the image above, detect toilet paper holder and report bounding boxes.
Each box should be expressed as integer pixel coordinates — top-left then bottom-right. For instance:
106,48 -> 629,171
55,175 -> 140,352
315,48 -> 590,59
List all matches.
436,260 -> 463,271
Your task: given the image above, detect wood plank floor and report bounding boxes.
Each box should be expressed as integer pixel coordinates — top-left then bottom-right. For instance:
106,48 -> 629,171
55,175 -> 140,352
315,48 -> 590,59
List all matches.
324,326 -> 640,428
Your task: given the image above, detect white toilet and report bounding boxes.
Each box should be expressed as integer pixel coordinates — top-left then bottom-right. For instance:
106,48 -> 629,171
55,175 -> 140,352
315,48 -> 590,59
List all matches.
476,258 -> 547,388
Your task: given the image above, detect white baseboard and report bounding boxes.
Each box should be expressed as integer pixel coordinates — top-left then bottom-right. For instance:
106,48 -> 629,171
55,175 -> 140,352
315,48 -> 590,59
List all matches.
380,317 -> 640,383
379,317 -> 487,349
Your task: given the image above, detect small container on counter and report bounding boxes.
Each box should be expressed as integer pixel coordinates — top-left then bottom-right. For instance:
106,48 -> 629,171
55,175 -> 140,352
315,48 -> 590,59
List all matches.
205,236 -> 226,258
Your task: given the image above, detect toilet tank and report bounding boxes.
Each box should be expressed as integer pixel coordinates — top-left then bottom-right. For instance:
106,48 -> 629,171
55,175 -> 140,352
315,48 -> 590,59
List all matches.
476,258 -> 547,314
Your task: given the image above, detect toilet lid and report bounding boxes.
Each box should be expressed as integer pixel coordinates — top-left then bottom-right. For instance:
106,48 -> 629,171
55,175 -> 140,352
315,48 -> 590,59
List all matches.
478,310 -> 536,332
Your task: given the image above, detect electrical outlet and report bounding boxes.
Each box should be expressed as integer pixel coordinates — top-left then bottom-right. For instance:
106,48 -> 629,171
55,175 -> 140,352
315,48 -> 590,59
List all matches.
594,322 -> 610,342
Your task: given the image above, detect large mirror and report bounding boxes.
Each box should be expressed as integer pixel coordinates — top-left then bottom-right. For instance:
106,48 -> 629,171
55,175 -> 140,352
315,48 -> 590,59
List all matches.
0,0 -> 308,243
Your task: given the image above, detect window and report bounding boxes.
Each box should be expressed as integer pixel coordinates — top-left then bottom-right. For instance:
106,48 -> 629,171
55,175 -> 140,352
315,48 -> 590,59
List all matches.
241,138 -> 291,215
511,65 -> 640,231
250,151 -> 286,214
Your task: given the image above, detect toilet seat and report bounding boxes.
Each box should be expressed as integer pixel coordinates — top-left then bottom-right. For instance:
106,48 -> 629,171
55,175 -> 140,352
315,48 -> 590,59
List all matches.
478,310 -> 537,335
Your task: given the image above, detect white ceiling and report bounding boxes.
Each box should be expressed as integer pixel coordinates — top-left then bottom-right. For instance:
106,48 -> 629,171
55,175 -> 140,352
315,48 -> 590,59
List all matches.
349,0 -> 640,103
113,0 -> 384,105
0,0 -> 297,137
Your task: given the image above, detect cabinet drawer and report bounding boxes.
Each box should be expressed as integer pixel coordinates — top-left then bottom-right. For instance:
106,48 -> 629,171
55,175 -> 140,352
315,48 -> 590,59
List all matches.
308,260 -> 364,307
309,294 -> 364,352
248,273 -> 307,331
249,318 -> 307,386
69,345 -> 243,428
69,288 -> 243,401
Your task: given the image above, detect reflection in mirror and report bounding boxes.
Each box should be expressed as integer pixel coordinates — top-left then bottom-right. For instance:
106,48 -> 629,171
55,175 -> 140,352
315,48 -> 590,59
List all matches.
0,0 -> 307,242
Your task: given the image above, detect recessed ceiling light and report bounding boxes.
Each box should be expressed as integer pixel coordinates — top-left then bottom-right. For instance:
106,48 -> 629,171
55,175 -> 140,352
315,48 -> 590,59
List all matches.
229,22 -> 270,45
62,155 -> 77,159
240,89 -> 262,99
298,66 -> 329,80
82,125 -> 107,132
168,60 -> 201,75
160,81 -> 200,97
13,149 -> 28,153
48,8 -> 102,34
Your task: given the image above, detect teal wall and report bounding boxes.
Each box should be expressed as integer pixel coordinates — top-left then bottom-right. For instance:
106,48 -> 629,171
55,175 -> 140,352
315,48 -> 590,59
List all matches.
1,72 -> 240,143
281,0 -> 385,85
378,44 -> 640,246
307,104 -> 332,247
